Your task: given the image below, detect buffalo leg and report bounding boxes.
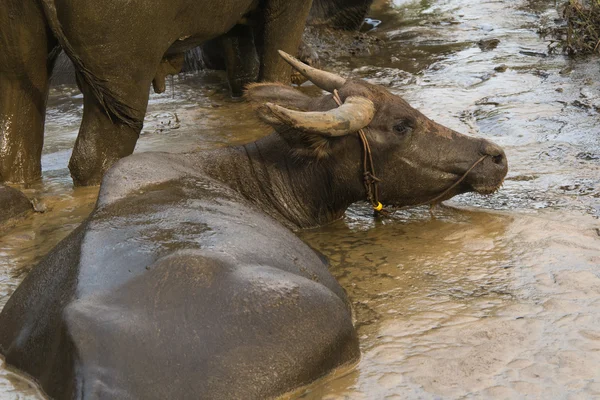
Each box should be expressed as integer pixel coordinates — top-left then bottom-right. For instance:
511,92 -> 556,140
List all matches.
259,0 -> 313,83
221,25 -> 260,97
0,1 -> 57,183
68,76 -> 148,186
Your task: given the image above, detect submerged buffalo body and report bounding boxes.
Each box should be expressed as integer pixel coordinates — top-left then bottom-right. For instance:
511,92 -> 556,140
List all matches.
0,0 -> 312,186
0,54 -> 508,399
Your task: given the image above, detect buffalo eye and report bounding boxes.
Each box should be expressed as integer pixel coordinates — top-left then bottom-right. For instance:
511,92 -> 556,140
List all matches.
393,120 -> 414,136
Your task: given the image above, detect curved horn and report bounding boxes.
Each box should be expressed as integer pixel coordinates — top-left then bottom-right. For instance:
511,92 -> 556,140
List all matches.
265,96 -> 375,137
278,50 -> 346,93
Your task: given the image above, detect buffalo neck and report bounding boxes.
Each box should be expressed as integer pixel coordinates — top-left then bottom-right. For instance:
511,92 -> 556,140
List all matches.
202,133 -> 365,229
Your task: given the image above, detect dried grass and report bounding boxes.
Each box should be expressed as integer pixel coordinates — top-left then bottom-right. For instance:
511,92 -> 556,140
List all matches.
562,0 -> 600,55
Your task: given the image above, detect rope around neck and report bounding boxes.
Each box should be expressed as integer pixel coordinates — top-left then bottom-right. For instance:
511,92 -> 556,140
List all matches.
332,90 -> 383,211
331,90 -> 489,216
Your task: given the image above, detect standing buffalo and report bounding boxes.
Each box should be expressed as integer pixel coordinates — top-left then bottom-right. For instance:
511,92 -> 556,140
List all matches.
0,52 -> 508,400
0,0 -> 312,186
50,0 -> 377,90
198,0 -> 376,81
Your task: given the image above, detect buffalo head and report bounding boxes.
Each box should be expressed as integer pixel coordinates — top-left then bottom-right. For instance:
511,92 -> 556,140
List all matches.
245,51 -> 508,210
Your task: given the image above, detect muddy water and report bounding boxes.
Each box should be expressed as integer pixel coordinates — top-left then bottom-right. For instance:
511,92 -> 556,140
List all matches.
1,0 -> 600,398
295,210 -> 600,399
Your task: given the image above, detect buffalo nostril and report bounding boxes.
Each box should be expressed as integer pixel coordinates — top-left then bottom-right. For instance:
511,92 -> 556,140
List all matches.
492,153 -> 504,165
480,141 -> 505,164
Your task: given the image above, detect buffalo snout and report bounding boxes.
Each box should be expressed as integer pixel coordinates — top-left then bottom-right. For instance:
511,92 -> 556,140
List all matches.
480,140 -> 506,167
467,138 -> 508,194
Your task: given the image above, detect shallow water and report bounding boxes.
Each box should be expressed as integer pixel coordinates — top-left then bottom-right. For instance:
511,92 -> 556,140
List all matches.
295,209 -> 600,399
1,0 -> 599,398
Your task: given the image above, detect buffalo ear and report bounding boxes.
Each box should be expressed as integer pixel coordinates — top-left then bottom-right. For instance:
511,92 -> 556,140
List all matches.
245,83 -> 312,113
244,83 -> 335,159
245,83 -> 315,130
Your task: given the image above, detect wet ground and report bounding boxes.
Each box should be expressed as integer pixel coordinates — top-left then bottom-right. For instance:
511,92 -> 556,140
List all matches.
1,0 -> 599,398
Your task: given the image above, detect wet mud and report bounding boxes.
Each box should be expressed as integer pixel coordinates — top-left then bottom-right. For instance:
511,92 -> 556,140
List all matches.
1,0 -> 599,398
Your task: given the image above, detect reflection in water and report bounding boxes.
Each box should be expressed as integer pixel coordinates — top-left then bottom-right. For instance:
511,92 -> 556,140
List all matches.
1,0 -> 600,398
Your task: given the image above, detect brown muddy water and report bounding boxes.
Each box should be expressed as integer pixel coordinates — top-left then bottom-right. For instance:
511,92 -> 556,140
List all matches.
1,0 -> 600,398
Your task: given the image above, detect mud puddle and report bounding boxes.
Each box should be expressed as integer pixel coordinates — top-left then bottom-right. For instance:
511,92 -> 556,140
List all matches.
1,0 -> 599,398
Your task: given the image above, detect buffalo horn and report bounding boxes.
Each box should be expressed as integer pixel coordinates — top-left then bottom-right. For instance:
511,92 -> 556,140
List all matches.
265,96 -> 375,137
278,50 -> 346,93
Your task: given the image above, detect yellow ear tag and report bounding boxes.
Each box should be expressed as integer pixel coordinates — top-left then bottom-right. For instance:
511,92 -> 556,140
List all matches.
373,202 -> 383,211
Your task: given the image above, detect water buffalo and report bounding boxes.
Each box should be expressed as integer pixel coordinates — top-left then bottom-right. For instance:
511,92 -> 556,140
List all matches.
0,52 -> 508,400
0,0 -> 312,186
204,0 -> 376,74
51,0 -> 377,90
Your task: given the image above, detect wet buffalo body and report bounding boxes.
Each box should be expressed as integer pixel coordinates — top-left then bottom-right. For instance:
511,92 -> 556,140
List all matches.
0,0 -> 312,186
